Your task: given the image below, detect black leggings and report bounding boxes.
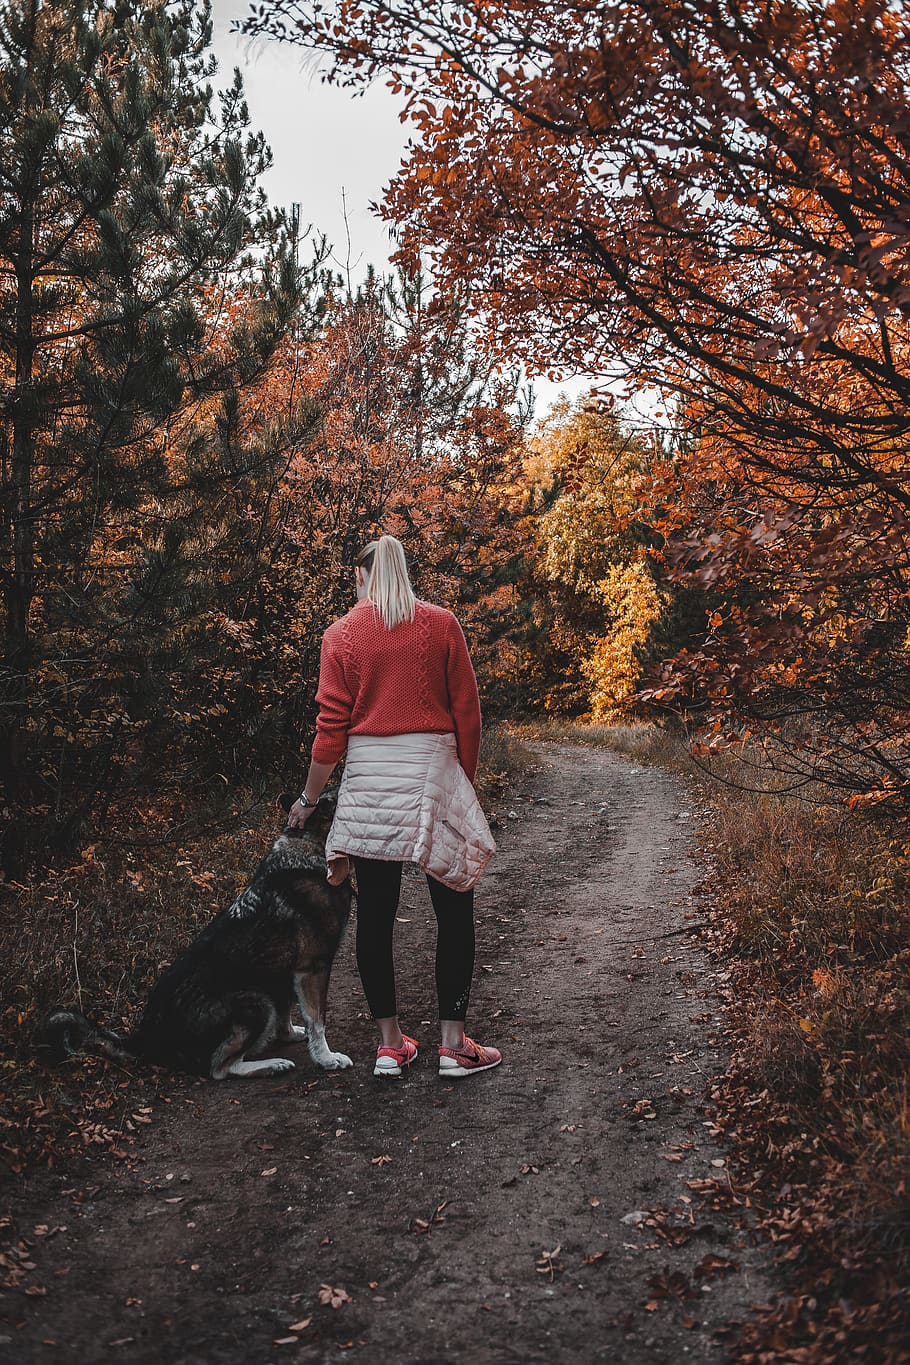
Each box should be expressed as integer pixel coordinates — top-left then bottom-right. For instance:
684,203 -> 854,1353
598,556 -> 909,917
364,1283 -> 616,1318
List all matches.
353,857 -> 475,1021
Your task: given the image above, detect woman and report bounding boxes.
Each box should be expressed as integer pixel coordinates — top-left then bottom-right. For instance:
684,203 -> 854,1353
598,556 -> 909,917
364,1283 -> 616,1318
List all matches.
287,535 -> 500,1080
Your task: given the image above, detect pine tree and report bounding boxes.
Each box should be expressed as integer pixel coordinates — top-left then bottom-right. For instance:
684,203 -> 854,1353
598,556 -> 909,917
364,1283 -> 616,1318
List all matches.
0,0 -> 322,871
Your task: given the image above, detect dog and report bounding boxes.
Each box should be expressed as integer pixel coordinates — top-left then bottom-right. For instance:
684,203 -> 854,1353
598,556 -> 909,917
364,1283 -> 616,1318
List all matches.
39,794 -> 353,1080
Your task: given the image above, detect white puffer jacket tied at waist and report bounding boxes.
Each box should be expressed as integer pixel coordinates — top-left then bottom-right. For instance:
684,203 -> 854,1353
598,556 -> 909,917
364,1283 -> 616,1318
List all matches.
325,732 -> 496,892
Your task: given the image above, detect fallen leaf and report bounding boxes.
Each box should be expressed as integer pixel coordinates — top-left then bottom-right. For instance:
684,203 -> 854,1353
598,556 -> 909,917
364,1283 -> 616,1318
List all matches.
647,1268 -> 696,1302
695,1253 -> 739,1278
535,1245 -> 563,1280
318,1283 -> 352,1309
371,1154 -> 392,1166
260,1167 -> 277,1177
288,1318 -> 312,1331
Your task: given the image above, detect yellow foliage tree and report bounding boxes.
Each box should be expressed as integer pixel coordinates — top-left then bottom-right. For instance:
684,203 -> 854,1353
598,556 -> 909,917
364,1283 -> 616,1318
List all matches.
528,402 -> 668,717
581,562 -> 668,719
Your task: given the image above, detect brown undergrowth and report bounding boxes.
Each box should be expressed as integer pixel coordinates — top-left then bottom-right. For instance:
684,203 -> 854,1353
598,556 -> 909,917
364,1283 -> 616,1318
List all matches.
700,768 -> 910,1363
0,804 -> 269,1184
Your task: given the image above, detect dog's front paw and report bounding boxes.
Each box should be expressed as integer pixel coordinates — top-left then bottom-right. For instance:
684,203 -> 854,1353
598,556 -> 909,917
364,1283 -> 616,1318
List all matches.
321,1051 -> 353,1070
262,1057 -> 297,1075
226,1055 -> 298,1079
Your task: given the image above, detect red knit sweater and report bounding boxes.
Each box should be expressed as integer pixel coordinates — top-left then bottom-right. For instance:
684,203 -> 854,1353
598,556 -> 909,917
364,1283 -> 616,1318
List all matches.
311,598 -> 483,781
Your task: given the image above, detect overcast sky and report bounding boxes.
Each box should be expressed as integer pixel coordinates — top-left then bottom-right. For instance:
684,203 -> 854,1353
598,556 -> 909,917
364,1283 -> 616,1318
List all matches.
212,2 -> 590,418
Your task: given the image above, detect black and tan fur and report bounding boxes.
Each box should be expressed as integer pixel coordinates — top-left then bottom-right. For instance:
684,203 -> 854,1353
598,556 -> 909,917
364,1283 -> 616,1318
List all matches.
39,795 -> 352,1080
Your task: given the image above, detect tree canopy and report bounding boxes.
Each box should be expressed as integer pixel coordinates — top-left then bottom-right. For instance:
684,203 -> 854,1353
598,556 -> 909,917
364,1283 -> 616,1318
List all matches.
242,0 -> 910,803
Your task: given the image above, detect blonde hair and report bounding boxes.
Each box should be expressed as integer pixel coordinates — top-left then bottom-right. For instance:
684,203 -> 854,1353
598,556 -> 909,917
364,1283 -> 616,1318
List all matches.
356,535 -> 417,629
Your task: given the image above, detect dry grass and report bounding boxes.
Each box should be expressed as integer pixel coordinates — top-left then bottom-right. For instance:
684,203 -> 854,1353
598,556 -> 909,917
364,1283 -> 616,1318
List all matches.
0,806 -> 276,1061
475,723 -> 534,799
509,716 -> 687,769
704,777 -> 910,963
697,753 -> 910,1359
0,798 -> 278,1174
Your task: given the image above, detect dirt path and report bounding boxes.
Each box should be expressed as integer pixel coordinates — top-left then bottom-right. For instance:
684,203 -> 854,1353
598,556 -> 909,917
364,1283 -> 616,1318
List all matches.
4,742 -> 775,1364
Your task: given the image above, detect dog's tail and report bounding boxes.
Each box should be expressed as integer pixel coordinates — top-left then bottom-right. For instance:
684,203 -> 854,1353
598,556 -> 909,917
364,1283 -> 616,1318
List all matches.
37,1007 -> 139,1066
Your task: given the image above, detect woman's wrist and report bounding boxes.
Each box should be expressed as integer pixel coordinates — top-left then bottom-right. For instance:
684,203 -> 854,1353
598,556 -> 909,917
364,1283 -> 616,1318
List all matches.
299,758 -> 335,811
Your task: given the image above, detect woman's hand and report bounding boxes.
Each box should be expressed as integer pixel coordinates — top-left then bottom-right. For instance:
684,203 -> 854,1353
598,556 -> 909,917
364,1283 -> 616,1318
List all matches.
327,855 -> 350,886
286,798 -> 315,829
287,761 -> 336,830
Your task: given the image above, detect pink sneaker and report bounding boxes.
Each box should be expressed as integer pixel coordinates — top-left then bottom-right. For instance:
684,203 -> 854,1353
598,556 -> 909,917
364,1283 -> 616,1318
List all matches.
438,1036 -> 502,1078
373,1034 -> 418,1077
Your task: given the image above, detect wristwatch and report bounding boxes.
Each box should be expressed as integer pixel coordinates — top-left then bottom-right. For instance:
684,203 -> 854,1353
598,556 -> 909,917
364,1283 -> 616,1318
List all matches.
298,792 -> 318,807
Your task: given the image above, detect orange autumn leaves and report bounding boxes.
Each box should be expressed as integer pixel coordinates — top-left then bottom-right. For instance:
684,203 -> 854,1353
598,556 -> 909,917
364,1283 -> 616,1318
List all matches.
226,268 -> 532,717
242,0 -> 910,802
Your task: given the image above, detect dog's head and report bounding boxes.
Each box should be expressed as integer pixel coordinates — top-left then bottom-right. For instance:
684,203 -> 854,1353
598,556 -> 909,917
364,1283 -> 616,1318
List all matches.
277,788 -> 338,843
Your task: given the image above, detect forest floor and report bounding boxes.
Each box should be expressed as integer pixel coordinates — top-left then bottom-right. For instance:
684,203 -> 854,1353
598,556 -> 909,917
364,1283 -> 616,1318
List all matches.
2,740 -> 778,1364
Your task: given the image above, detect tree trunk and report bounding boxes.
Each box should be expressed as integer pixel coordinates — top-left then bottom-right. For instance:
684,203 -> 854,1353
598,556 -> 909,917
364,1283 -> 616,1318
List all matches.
9,200 -> 35,645
2,2 -> 38,874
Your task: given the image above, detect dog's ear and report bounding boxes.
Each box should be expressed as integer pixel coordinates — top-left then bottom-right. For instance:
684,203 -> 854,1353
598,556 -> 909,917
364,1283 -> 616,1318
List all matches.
303,791 -> 337,837
276,785 -> 338,834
